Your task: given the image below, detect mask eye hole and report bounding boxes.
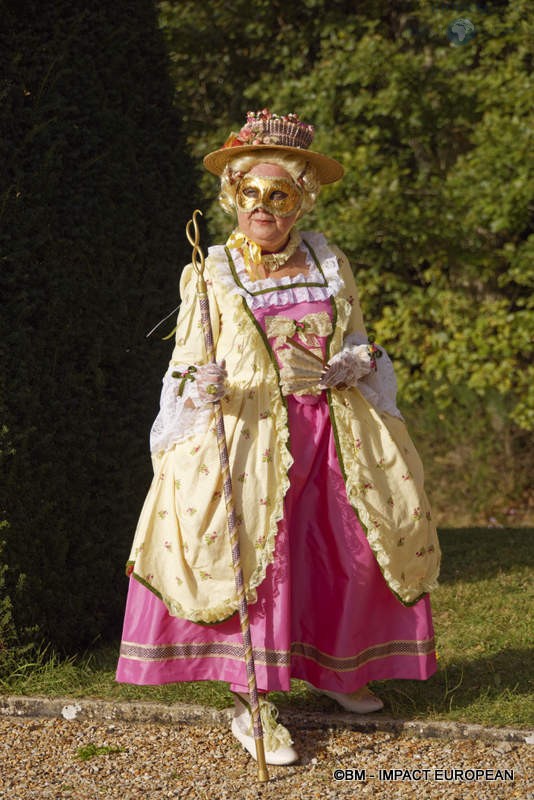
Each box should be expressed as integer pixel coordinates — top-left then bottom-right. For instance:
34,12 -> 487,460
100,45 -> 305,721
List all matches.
242,187 -> 259,199
269,190 -> 288,202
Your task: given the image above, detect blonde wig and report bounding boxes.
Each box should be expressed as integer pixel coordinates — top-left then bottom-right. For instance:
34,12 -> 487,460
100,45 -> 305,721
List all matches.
218,151 -> 320,219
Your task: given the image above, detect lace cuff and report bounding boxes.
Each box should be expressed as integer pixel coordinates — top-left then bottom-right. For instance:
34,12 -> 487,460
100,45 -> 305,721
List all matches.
149,364 -> 212,455
342,333 -> 403,420
324,342 -> 372,387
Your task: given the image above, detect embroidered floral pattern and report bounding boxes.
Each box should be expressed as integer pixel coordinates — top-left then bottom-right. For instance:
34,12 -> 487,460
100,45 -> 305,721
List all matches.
157,510 -> 168,519
125,231 -> 440,619
199,464 -> 210,476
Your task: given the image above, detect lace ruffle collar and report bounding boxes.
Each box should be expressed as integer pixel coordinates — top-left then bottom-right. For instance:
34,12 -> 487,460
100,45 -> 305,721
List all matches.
207,230 -> 344,309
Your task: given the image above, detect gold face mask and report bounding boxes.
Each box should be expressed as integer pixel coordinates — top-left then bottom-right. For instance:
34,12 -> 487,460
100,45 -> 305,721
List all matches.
236,175 -> 303,218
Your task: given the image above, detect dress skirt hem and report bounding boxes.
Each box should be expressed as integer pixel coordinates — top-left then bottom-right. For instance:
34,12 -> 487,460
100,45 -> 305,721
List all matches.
117,385 -> 437,693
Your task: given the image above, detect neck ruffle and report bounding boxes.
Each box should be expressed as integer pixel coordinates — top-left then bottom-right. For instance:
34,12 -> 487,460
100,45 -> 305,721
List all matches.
208,231 -> 345,309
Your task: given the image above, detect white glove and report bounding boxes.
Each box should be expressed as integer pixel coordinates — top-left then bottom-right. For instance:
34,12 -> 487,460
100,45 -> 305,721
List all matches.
195,360 -> 227,404
319,344 -> 372,389
330,332 -> 403,419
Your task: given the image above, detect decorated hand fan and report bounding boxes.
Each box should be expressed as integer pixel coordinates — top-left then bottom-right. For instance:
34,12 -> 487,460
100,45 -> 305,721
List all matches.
277,339 -> 326,396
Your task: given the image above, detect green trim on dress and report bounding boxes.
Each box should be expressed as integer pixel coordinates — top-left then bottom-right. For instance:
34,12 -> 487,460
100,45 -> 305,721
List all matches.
224,237 -> 328,297
224,247 -> 292,461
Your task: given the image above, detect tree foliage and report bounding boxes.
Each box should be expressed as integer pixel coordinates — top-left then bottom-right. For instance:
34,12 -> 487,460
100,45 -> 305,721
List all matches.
157,0 -> 533,520
1,1 -> 532,657
159,0 -> 532,430
0,0 -> 196,652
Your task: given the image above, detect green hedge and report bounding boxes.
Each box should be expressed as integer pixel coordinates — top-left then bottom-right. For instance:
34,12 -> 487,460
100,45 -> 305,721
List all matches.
0,0 -> 197,653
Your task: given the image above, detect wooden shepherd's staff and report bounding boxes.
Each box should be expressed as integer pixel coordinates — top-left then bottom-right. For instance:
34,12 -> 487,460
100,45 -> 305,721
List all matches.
186,209 -> 269,783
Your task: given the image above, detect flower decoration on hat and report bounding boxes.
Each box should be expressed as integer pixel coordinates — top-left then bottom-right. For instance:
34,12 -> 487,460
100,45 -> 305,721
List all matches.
204,107 -> 344,184
223,108 -> 315,150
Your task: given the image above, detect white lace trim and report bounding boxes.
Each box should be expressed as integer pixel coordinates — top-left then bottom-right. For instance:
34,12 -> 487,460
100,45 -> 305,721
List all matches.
150,364 -> 212,455
149,238 -> 401,455
343,333 -> 403,420
208,230 -> 344,309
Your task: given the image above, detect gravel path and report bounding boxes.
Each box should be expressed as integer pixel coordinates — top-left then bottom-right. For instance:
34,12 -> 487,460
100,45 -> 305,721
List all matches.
1,714 -> 532,800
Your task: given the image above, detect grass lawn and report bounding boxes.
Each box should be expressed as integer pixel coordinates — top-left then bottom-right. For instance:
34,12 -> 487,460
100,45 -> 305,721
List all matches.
2,528 -> 532,728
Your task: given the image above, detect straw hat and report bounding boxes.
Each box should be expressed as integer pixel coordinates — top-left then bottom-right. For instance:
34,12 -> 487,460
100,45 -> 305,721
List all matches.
203,109 -> 344,184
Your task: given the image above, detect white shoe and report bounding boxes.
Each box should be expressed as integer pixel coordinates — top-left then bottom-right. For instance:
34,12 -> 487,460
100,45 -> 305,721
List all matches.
306,682 -> 384,714
231,693 -> 299,766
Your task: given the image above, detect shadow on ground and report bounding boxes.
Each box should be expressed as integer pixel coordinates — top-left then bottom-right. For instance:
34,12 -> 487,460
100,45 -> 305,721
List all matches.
436,527 -> 533,583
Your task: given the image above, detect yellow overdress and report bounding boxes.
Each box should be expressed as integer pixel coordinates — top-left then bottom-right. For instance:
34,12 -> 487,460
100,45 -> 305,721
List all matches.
127,236 -> 441,623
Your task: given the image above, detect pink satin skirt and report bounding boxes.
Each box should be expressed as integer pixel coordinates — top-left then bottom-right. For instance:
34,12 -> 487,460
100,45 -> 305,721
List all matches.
117,393 -> 436,692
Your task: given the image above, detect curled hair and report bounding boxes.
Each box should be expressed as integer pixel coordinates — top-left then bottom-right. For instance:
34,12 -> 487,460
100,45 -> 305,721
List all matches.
218,150 -> 320,218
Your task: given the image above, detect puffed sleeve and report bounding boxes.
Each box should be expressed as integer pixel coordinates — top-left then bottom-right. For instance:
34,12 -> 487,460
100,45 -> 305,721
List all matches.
149,262 -> 222,456
330,244 -> 367,336
332,245 -> 403,420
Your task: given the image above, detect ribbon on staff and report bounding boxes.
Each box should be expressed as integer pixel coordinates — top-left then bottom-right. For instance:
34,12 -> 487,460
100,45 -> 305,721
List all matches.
186,209 -> 269,783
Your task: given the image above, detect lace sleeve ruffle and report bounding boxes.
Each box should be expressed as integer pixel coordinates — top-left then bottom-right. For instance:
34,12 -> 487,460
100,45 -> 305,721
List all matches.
149,364 -> 213,455
343,333 -> 404,420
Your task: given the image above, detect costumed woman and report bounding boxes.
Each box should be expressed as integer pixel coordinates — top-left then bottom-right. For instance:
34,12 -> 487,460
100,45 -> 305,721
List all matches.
116,109 -> 441,766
